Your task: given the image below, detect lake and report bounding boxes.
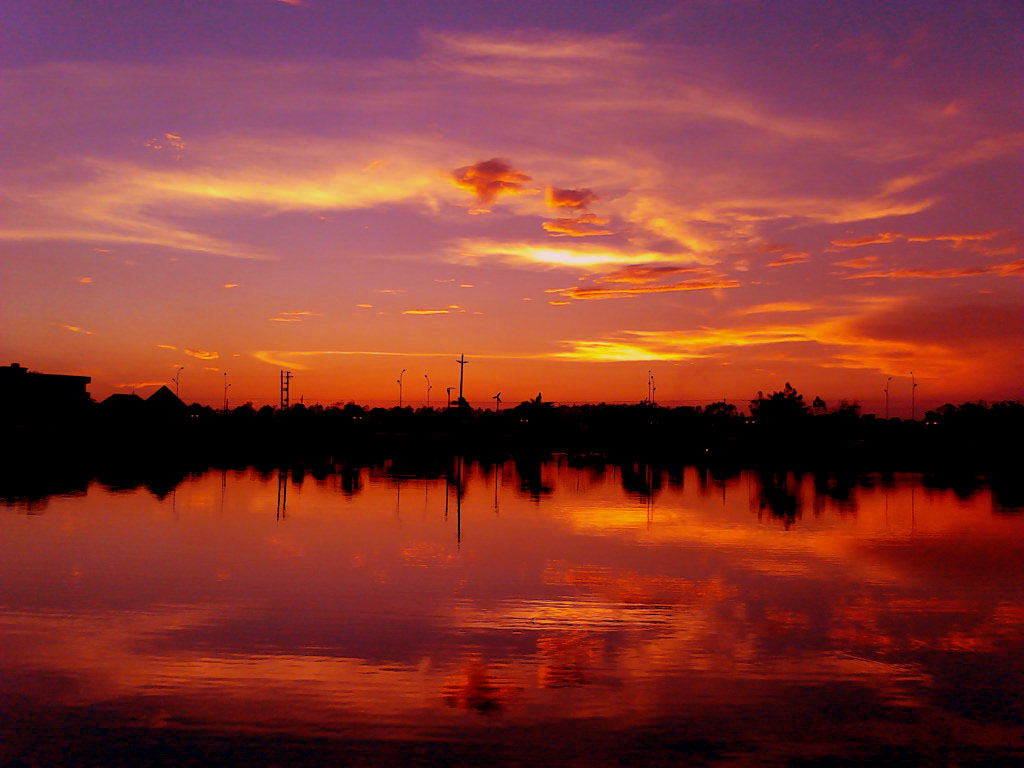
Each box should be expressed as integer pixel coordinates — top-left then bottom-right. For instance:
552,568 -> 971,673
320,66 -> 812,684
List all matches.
2,460 -> 1022,766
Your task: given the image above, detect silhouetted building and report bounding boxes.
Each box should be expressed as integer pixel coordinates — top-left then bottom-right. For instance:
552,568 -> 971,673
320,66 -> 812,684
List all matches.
99,392 -> 146,420
146,385 -> 187,418
1,362 -> 91,427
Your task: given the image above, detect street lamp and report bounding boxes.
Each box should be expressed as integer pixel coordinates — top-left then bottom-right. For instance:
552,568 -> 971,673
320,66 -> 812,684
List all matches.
397,368 -> 406,407
172,366 -> 184,398
884,376 -> 892,419
910,371 -> 918,421
424,374 -> 432,408
446,386 -> 454,408
223,372 -> 231,412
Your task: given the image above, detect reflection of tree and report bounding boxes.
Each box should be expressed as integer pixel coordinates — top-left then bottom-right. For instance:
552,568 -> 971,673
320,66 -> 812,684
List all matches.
812,470 -> 858,517
755,470 -> 801,526
620,462 -> 660,498
442,661 -> 516,715
514,455 -> 552,500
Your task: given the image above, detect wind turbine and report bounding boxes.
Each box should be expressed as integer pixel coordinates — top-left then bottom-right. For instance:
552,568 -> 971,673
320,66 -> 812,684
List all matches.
492,392 -> 502,412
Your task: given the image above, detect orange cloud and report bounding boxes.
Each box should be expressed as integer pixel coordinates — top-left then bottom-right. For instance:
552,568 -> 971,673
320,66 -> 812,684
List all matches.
184,348 -> 219,360
79,276 -> 93,283
155,344 -> 177,350
223,283 -> 239,288
906,230 -> 1003,247
547,279 -> 740,301
833,255 -> 879,269
829,232 -> 898,248
452,158 -> 532,210
269,310 -> 323,322
62,324 -> 93,335
765,252 -> 810,268
843,260 -> 1024,280
598,264 -> 711,284
541,213 -> 613,237
546,187 -> 598,209
402,309 -> 450,315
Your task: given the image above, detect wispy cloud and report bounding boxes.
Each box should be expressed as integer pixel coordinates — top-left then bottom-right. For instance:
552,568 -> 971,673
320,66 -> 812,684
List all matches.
184,348 -> 219,360
542,214 -> 614,237
546,279 -> 739,301
765,252 -> 810,268
841,260 -> 1024,281
269,310 -> 323,322
451,239 -> 701,270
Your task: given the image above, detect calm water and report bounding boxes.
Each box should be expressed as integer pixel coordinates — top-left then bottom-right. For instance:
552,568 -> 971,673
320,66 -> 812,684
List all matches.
2,461 -> 1022,766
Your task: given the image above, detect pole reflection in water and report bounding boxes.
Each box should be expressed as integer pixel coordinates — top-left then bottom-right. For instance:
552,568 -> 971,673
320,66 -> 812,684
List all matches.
1,463 -> 1021,767
276,466 -> 288,519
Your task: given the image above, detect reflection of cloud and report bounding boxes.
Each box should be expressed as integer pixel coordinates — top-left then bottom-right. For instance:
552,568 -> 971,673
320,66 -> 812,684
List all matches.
451,158 -> 532,211
546,187 -> 598,209
442,660 -> 516,715
537,633 -> 602,689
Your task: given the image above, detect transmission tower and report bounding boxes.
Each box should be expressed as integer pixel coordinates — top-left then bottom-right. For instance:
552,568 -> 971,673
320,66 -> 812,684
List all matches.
280,370 -> 293,410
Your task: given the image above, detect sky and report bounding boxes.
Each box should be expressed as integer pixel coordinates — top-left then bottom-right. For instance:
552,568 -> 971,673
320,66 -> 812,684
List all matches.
2,0 -> 1022,413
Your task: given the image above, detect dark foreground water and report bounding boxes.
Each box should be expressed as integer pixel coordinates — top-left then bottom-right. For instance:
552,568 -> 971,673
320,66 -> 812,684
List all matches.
2,461 -> 1022,767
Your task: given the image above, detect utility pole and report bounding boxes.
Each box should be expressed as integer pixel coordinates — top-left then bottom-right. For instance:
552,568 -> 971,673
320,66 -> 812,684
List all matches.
424,374 -> 432,408
884,376 -> 892,419
223,372 -> 231,412
280,370 -> 292,410
446,386 -> 454,408
456,354 -> 467,405
647,369 -> 652,404
397,368 -> 406,407
910,371 -> 918,421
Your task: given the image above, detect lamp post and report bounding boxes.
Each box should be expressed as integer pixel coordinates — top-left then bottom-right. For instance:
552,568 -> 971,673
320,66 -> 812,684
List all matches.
397,368 -> 406,407
424,374 -> 432,409
910,371 -> 918,421
884,376 -> 892,419
446,386 -> 454,408
456,354 -> 467,405
647,369 -> 652,404
223,372 -> 231,412
172,366 -> 184,398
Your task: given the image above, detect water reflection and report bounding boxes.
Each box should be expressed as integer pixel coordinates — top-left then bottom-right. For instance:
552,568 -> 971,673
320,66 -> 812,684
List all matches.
1,463 -> 1022,765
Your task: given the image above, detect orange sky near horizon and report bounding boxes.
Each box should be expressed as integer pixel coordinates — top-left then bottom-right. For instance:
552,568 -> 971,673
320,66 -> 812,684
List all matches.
2,1 -> 1021,414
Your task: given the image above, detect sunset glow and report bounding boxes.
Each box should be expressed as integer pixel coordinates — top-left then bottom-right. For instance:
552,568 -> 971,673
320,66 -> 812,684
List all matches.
2,1 -> 1021,412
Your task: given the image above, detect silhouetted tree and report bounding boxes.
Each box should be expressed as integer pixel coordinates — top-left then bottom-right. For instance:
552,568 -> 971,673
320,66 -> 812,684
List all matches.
749,382 -> 809,424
